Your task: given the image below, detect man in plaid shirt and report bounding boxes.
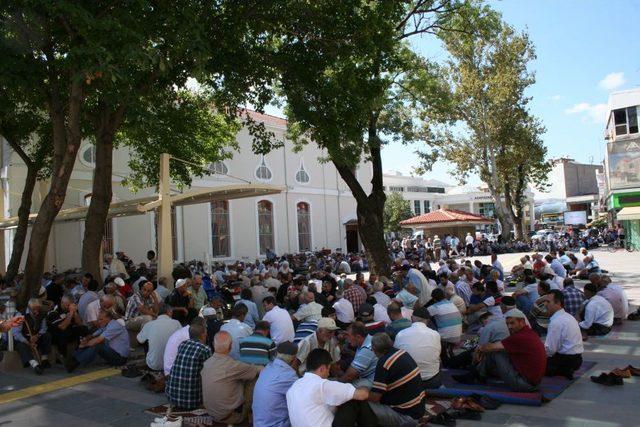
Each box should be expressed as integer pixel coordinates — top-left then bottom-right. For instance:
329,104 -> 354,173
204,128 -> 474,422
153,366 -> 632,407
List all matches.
562,278 -> 585,318
165,323 -> 211,410
343,279 -> 367,314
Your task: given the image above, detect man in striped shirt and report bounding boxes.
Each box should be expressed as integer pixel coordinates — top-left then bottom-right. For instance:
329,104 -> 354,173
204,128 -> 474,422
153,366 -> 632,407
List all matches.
238,321 -> 277,365
368,333 -> 426,426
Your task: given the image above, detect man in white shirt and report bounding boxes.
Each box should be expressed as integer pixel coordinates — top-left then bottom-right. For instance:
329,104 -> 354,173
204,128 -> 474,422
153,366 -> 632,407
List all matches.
163,318 -> 204,376
465,232 -> 474,256
372,282 -> 391,308
333,293 -> 355,328
394,307 -> 442,388
294,317 -> 341,373
137,305 -> 181,371
287,348 -> 370,427
262,296 -> 295,344
293,292 -> 324,323
595,275 -> 629,324
543,290 -> 583,379
579,283 -> 614,336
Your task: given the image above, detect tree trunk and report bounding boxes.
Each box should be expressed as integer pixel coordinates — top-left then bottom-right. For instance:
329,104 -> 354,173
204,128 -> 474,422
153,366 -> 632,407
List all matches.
5,163 -> 38,285
21,81 -> 84,307
486,145 -> 512,242
81,107 -> 124,285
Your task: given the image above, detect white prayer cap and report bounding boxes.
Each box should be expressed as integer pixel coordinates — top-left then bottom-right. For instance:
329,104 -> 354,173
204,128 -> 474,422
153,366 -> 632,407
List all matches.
505,308 -> 526,319
175,278 -> 188,288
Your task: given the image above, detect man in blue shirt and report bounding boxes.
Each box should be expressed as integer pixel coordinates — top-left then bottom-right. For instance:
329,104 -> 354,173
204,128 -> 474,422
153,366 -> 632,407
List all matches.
338,321 -> 378,388
235,288 -> 260,329
67,309 -> 130,372
546,255 -> 567,279
252,341 -> 299,426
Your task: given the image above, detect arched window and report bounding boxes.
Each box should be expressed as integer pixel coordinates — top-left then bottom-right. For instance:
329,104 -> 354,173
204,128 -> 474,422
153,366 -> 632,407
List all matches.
297,202 -> 311,251
80,144 -> 96,167
209,161 -> 228,175
257,200 -> 274,255
295,160 -> 310,184
255,156 -> 273,181
211,200 -> 230,257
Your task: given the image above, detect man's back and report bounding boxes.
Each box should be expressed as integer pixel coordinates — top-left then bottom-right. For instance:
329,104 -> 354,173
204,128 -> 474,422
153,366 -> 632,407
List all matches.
166,339 -> 212,409
394,323 -> 440,381
427,300 -> 462,342
372,348 -> 425,419
286,372 -> 355,427
263,306 -> 294,344
253,359 -> 298,427
202,353 -> 259,420
137,315 -> 181,371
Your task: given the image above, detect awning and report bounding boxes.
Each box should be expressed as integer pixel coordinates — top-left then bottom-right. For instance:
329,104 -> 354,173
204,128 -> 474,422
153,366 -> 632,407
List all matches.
618,206 -> 640,221
0,183 -> 283,230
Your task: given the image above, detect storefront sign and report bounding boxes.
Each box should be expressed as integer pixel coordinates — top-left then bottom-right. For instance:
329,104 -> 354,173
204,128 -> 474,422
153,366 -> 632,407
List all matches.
607,140 -> 640,190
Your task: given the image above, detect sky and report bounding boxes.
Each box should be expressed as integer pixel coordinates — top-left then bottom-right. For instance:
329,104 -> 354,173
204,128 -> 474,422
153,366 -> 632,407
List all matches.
381,0 -> 640,186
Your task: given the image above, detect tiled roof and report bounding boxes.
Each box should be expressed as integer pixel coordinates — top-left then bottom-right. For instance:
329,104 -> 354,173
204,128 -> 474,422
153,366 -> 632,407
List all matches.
400,208 -> 492,226
241,109 -> 288,126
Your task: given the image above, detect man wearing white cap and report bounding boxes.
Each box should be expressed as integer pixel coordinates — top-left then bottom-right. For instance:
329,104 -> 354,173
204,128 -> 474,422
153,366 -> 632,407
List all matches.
294,317 -> 341,373
453,308 -> 547,392
164,278 -> 196,323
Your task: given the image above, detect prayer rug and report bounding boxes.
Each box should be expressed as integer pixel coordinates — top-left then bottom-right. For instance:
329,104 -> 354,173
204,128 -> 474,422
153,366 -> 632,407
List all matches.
427,361 -> 597,406
146,398 -> 451,426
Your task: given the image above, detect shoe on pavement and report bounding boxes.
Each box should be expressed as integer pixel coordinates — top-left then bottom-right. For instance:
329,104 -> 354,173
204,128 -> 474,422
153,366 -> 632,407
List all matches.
610,368 -> 631,379
33,364 -> 44,375
625,365 -> 640,377
590,373 -> 623,386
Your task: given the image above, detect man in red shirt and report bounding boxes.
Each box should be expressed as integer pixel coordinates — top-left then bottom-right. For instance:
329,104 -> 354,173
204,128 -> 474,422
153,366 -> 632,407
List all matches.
453,308 -> 546,392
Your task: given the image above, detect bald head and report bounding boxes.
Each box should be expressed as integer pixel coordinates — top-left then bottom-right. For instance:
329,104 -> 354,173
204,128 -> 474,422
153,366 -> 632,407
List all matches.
214,331 -> 232,354
100,294 -> 115,309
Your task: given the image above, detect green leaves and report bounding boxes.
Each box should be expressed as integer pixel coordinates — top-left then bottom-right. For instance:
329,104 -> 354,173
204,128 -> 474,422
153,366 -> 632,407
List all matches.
383,192 -> 414,234
118,90 -> 241,191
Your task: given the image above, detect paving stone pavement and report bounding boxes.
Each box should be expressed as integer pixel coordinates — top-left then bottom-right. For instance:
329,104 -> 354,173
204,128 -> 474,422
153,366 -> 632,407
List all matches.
0,248 -> 637,426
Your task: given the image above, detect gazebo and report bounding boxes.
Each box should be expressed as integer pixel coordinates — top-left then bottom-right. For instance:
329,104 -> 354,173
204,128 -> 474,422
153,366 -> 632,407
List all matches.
400,208 -> 493,238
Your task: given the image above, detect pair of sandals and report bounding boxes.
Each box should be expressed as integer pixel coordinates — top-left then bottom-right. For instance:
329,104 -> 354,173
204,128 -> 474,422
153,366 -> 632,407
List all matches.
427,395 -> 501,426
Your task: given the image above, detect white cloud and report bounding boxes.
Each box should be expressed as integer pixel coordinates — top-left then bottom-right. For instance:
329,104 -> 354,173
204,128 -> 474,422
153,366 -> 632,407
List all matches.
599,72 -> 626,90
565,102 -> 609,123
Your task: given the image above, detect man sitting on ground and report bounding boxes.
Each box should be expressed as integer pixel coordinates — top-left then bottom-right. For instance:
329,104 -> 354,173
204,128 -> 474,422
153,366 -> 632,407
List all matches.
561,277 -> 585,318
47,295 -> 88,362
365,333 -> 426,427
164,278 -> 196,324
68,309 -> 129,372
287,348 -> 370,427
454,309 -> 546,392
85,294 -> 118,330
163,318 -> 204,377
125,281 -> 159,331
235,288 -> 260,329
136,305 -> 181,371
239,321 -> 277,366
13,298 -> 52,375
202,331 -> 262,424
295,317 -> 341,373
385,301 -> 411,340
253,341 -> 299,427
337,322 -> 378,388
596,275 -> 629,325
220,303 -> 253,360
427,288 -> 463,349
394,307 -> 442,389
579,283 -> 614,336
262,296 -> 295,344
293,291 -> 324,324
544,290 -> 584,379
165,322 -> 211,410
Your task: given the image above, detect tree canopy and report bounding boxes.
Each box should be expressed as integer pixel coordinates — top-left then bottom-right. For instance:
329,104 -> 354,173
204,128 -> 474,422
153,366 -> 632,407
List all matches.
383,192 -> 414,235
